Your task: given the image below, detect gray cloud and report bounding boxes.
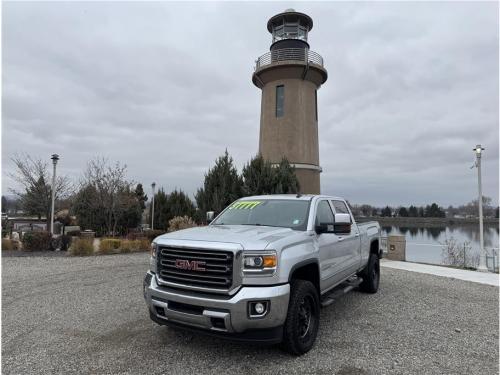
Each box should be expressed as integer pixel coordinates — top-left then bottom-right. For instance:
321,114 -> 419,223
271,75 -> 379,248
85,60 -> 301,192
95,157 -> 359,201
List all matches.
2,2 -> 498,206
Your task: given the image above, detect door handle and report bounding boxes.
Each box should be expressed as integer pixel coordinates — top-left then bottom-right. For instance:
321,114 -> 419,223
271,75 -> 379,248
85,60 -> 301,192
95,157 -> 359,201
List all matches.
338,237 -> 344,241
355,233 -> 360,237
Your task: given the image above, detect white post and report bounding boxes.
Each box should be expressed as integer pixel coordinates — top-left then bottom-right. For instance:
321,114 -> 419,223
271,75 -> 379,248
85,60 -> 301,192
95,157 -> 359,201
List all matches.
474,145 -> 488,272
50,154 -> 59,235
151,182 -> 156,230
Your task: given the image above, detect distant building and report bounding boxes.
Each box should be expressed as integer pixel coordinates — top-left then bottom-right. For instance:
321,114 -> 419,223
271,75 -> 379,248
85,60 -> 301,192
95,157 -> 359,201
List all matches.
9,217 -> 47,232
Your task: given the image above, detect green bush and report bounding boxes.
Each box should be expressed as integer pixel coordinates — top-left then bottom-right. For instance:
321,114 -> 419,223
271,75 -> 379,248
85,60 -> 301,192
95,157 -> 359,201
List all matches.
22,231 -> 52,251
99,238 -> 122,254
2,238 -> 13,251
145,230 -> 165,242
69,238 -> 94,256
167,216 -> 197,232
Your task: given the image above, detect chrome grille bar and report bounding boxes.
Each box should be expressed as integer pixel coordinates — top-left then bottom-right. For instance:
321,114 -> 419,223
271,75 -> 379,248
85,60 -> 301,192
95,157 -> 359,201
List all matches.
157,247 -> 234,290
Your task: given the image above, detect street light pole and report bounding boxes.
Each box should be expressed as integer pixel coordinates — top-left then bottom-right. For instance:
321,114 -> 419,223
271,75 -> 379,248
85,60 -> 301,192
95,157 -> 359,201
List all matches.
50,154 -> 59,235
151,182 -> 156,230
473,145 -> 487,272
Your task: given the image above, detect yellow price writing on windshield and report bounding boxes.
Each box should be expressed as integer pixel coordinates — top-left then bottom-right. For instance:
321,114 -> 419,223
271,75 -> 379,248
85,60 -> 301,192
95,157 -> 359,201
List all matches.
229,201 -> 262,210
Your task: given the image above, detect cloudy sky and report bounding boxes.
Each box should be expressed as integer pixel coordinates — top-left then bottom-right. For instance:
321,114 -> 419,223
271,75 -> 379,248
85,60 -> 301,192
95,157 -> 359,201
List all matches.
2,1 -> 499,207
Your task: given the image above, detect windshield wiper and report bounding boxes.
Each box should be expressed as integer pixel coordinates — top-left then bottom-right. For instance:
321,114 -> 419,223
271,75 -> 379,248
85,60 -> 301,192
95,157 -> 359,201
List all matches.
242,223 -> 283,228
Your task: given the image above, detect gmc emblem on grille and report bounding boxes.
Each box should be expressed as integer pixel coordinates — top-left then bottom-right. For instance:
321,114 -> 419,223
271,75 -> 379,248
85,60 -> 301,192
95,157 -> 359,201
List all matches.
175,259 -> 206,271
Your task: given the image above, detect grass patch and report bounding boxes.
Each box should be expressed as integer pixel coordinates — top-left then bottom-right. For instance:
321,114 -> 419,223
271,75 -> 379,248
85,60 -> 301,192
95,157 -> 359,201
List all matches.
2,238 -> 14,251
69,238 -> 94,256
99,238 -> 122,254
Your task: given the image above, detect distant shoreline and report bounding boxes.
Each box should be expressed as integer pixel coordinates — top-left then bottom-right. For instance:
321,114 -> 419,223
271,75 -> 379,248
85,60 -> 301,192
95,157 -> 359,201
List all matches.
356,217 -> 499,227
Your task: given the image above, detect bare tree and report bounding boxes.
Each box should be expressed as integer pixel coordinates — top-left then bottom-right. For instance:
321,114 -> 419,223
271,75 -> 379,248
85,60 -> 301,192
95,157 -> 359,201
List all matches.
441,237 -> 478,269
8,153 -> 72,226
80,157 -> 135,235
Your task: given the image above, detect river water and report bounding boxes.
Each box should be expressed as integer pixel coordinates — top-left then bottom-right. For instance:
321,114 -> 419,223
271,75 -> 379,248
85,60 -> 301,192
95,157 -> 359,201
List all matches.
380,224 -> 499,266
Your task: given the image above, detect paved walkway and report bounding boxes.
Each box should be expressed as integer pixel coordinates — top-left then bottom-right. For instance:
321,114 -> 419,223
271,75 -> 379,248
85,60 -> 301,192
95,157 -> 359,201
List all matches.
381,259 -> 499,287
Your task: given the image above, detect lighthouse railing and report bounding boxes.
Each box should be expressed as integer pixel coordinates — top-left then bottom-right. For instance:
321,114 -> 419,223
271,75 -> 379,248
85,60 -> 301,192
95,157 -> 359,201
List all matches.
255,48 -> 324,70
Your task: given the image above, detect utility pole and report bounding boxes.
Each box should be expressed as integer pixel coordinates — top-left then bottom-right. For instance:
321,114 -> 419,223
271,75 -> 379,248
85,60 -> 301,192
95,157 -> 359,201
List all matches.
473,145 -> 488,272
50,154 -> 59,235
151,182 -> 156,230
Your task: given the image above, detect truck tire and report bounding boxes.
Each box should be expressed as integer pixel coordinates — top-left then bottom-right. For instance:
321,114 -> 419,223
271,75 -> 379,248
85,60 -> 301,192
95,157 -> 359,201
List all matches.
282,280 -> 320,355
359,253 -> 380,293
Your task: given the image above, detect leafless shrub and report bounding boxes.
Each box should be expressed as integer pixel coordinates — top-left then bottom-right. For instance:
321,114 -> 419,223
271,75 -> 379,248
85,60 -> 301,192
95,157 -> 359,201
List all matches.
441,237 -> 478,269
167,216 -> 197,232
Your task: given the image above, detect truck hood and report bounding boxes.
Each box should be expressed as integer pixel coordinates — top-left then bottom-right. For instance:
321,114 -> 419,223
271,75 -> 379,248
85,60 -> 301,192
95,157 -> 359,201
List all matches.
154,225 -> 297,250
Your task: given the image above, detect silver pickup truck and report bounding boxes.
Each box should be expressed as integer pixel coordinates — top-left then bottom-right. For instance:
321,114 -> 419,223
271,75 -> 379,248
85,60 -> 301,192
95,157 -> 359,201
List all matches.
144,194 -> 381,355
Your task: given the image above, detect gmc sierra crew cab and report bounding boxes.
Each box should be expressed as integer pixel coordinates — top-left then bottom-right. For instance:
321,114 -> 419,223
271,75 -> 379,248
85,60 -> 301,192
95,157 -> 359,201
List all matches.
144,194 -> 381,355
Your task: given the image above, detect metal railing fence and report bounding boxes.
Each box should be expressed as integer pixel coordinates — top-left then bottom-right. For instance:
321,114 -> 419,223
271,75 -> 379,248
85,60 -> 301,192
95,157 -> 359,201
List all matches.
380,235 -> 499,272
255,48 -> 324,70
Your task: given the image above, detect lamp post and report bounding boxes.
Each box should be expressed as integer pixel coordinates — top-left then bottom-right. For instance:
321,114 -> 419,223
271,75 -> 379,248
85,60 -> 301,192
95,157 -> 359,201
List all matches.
473,145 -> 488,272
151,182 -> 156,230
50,154 -> 59,235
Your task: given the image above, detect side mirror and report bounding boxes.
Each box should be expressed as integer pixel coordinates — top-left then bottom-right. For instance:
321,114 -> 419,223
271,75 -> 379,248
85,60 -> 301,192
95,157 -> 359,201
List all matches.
315,223 -> 334,234
334,213 -> 351,234
206,211 -> 215,223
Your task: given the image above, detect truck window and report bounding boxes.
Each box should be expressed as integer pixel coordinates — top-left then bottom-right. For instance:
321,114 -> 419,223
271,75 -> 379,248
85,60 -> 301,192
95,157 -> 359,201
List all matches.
315,200 -> 334,225
332,200 -> 349,215
212,199 -> 309,231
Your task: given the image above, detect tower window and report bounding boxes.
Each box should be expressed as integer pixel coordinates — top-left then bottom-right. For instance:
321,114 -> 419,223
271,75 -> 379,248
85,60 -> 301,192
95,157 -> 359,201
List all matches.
276,85 -> 284,117
315,89 -> 318,121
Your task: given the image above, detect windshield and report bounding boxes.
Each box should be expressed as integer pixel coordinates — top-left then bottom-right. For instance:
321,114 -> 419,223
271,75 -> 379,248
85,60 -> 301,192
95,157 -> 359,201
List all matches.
212,199 -> 310,231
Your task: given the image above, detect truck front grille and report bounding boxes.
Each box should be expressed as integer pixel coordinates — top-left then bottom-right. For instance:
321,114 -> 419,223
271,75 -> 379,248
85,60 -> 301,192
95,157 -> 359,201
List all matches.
157,247 -> 234,290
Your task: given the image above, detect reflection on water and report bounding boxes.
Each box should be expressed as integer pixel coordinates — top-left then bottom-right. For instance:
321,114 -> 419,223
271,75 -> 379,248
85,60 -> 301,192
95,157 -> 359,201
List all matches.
381,224 -> 499,265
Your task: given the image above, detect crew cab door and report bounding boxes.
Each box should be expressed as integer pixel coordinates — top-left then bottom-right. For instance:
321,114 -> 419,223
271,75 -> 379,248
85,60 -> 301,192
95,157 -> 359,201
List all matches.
314,199 -> 344,291
331,200 -> 362,276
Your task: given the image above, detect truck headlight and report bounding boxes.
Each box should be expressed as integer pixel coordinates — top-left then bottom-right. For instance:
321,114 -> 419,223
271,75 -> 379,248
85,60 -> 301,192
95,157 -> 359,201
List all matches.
150,242 -> 158,258
243,251 -> 277,275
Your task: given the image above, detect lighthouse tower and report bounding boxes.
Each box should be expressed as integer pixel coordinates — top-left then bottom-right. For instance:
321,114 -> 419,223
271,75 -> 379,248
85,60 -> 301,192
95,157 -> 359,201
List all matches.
252,9 -> 327,194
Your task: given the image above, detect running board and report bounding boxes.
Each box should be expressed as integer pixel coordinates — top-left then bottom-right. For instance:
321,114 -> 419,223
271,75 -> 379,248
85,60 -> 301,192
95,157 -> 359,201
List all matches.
321,276 -> 363,307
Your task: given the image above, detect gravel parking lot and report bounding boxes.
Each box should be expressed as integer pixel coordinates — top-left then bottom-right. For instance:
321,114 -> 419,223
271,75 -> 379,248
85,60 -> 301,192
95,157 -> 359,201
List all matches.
2,253 -> 498,375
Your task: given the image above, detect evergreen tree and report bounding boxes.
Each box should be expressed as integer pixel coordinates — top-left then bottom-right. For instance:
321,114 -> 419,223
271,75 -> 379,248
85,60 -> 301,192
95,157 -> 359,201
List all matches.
195,151 -> 243,216
425,203 -> 445,218
9,154 -> 72,226
1,196 -> 7,213
418,207 -> 425,217
381,206 -> 392,217
116,186 -> 143,232
151,188 -> 168,229
398,207 -> 409,217
272,158 -> 300,194
24,176 -> 51,220
72,185 -> 107,234
242,155 -> 300,196
135,184 -> 148,210
241,155 -> 274,195
153,189 -> 196,230
408,205 -> 418,217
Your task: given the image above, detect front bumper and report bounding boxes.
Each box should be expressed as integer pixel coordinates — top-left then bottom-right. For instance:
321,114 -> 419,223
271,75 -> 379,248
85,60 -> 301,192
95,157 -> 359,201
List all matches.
144,272 -> 290,338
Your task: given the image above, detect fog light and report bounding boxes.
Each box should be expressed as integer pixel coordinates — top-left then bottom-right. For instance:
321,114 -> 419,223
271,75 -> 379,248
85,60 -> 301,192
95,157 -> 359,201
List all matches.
255,302 -> 265,314
249,301 -> 269,318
